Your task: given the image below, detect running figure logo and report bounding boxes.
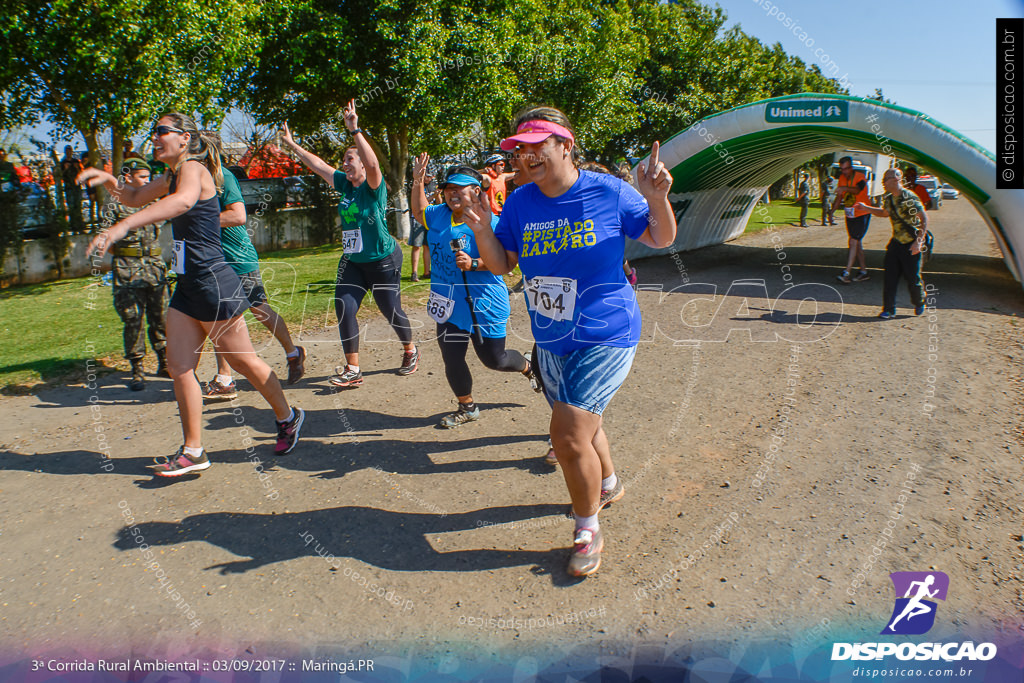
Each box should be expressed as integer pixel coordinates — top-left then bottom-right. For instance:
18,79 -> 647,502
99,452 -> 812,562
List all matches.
881,571 -> 949,635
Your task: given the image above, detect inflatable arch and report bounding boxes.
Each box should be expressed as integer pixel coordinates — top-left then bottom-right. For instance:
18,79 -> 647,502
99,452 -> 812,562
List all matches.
627,92 -> 1022,283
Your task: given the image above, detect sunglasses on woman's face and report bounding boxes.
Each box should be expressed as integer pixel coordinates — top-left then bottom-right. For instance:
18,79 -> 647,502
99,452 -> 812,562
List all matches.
151,125 -> 184,137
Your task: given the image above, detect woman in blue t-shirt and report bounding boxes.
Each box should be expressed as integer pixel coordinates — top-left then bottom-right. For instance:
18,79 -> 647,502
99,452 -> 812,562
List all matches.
464,106 -> 677,577
281,99 -> 418,387
410,159 -> 540,428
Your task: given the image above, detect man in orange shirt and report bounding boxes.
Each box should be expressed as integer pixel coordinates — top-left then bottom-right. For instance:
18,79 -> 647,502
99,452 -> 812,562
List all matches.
832,156 -> 872,284
904,166 -> 932,209
480,154 -> 515,215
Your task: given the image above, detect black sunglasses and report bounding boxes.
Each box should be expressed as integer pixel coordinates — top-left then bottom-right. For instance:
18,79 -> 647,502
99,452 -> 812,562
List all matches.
151,125 -> 184,137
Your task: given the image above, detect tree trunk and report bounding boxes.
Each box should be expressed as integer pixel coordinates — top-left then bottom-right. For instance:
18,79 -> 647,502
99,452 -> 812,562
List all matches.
384,124 -> 410,240
111,127 -> 124,184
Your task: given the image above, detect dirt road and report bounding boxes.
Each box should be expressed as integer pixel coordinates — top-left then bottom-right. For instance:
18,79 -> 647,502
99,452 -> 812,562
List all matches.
1,199 -> 1022,678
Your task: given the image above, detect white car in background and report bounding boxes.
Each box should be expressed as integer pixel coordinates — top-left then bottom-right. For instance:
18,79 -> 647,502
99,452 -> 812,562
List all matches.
941,183 -> 960,200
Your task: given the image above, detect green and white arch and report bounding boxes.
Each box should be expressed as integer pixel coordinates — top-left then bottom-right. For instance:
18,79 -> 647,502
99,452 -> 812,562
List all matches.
627,92 -> 1022,282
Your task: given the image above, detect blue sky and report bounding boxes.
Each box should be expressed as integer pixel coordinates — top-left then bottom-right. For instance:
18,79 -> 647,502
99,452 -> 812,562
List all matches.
716,0 -> 1024,153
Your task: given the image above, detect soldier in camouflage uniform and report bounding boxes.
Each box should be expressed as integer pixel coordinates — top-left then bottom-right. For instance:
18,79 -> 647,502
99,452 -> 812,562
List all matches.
111,158 -> 169,390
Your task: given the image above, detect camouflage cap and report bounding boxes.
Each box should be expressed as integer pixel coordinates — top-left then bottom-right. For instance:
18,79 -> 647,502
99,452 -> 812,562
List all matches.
123,158 -> 151,172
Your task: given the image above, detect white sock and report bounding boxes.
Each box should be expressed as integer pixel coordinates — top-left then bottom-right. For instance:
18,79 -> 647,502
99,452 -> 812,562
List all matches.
574,513 -> 599,532
182,445 -> 203,458
348,365 -> 360,373
601,473 -> 618,491
286,348 -> 300,358
279,407 -> 294,424
216,373 -> 233,385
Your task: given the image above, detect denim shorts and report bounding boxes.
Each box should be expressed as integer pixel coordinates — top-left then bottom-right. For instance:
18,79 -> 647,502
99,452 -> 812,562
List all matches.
408,222 -> 427,247
535,344 -> 637,415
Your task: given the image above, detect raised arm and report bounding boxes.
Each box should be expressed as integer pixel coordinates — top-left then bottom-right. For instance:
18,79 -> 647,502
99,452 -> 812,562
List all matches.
634,141 -> 677,249
280,122 -> 337,186
87,161 -> 205,258
410,152 -> 430,222
343,99 -> 383,190
77,167 -> 170,208
463,189 -> 517,275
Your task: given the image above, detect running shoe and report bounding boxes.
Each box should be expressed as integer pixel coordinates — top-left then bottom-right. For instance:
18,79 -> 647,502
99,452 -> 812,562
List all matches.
567,527 -> 604,577
398,346 -> 419,376
523,351 -> 542,393
599,478 -> 625,510
203,377 -> 237,400
544,445 -> 558,466
286,346 -> 306,384
626,267 -> 638,286
423,272 -> 431,280
275,407 -> 304,455
852,271 -> 870,282
440,403 -> 480,428
836,272 -> 852,285
329,365 -> 363,387
151,447 -> 210,477
878,311 -> 897,320
411,273 -> 420,282
915,305 -> 926,316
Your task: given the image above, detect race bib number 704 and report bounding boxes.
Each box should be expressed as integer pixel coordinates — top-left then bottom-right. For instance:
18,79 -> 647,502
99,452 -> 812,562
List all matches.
524,276 -> 577,322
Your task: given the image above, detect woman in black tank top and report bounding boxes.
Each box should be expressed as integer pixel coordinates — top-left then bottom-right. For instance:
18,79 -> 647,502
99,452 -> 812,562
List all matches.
83,113 -> 304,477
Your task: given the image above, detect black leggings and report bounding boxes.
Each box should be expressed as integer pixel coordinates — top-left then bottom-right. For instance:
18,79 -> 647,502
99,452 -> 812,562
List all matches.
335,243 -> 413,354
436,321 -> 527,397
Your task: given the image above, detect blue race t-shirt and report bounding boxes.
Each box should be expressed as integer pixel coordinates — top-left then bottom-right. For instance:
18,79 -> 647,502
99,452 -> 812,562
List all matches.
494,170 -> 650,355
424,203 -> 510,338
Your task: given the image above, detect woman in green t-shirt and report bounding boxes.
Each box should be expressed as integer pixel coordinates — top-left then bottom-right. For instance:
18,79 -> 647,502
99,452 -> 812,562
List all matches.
281,99 -> 418,386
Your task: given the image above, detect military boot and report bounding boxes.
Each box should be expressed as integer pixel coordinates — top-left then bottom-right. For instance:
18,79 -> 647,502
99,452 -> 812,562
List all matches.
155,348 -> 171,378
130,360 -> 146,391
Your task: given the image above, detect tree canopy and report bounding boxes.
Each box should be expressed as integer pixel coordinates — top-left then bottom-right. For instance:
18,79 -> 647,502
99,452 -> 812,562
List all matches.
1,0 -> 847,237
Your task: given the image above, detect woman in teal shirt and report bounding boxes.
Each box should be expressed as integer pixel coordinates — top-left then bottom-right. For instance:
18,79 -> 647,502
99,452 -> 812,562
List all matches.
281,99 -> 417,387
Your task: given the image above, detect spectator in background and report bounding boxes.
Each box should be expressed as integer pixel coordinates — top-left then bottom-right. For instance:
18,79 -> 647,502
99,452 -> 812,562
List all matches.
854,169 -> 928,319
13,157 -> 32,185
480,153 -> 515,215
832,156 -> 871,284
80,152 -> 100,224
904,166 -> 932,209
60,146 -> 84,231
408,171 -> 434,282
796,172 -> 810,227
123,139 -> 143,161
0,148 -> 21,242
821,173 -> 836,225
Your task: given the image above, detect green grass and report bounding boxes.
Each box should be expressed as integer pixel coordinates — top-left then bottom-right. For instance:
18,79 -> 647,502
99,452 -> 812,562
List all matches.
0,242 -> 437,390
744,198 -> 830,235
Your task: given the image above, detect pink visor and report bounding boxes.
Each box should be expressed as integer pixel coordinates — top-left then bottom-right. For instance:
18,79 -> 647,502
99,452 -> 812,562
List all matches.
499,119 -> 575,151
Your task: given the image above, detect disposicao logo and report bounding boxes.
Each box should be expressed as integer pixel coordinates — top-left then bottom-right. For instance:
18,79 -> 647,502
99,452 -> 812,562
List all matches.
831,571 -> 998,662
881,571 -> 948,635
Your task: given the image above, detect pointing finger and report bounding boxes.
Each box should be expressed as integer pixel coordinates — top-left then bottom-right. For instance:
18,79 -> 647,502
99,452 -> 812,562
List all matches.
649,141 -> 660,174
